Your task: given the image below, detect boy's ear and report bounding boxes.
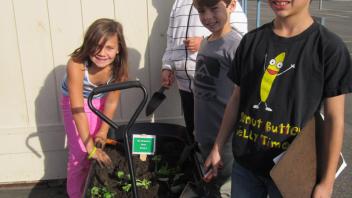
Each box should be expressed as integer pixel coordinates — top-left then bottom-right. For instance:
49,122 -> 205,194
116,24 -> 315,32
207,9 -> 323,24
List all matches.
228,0 -> 236,12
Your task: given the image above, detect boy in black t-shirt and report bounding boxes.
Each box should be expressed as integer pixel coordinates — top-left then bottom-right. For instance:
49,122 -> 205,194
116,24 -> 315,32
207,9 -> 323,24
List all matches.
204,0 -> 352,197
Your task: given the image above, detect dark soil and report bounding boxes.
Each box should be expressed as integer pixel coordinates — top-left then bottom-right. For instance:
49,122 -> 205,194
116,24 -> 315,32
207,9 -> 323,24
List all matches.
85,137 -> 196,198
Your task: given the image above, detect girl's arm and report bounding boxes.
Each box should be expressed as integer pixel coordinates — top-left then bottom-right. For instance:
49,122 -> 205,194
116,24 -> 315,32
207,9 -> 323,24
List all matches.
67,59 -> 112,166
313,94 -> 345,198
66,59 -> 95,152
204,85 -> 240,182
95,90 -> 121,145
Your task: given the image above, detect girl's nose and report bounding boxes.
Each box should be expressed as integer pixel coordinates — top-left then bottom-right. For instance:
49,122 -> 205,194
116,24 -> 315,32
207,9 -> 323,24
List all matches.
97,48 -> 106,56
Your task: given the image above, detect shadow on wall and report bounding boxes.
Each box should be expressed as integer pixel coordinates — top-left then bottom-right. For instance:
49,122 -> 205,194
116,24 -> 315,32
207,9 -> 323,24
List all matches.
26,65 -> 68,197
128,47 -> 142,82
145,0 -> 171,86
144,0 -> 175,118
118,47 -> 146,123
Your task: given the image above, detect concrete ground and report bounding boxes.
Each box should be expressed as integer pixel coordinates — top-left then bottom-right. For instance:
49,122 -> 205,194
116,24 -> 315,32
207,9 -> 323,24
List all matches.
0,180 -> 67,198
0,0 -> 351,197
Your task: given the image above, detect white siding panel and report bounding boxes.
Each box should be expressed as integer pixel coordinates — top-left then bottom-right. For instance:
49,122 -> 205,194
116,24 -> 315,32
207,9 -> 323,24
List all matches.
0,127 -> 66,155
47,0 -> 84,105
0,151 -> 67,182
146,0 -> 183,121
81,0 -> 115,30
0,0 -> 28,128
12,0 -> 60,127
113,1 -> 150,121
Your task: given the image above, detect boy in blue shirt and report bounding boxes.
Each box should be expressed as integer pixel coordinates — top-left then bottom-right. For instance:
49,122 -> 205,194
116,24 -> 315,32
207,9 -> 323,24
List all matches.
204,0 -> 352,197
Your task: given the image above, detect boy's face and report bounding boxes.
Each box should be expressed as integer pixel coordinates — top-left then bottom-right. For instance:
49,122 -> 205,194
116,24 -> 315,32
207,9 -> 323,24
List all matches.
268,0 -> 310,18
196,0 -> 235,34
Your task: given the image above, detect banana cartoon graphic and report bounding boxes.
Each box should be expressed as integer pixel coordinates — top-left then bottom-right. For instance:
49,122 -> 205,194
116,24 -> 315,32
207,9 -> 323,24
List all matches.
253,52 -> 295,111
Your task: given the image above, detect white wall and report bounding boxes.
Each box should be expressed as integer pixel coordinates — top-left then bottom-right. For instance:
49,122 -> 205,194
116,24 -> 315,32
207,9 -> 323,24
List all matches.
0,0 -> 184,183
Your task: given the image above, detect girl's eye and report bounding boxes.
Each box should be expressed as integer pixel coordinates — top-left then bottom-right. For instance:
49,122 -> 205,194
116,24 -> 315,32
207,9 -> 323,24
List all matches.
105,45 -> 117,51
269,59 -> 276,65
277,62 -> 283,69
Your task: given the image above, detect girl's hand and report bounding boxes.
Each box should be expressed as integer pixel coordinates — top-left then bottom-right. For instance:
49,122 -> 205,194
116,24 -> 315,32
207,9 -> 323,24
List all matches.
203,147 -> 223,183
90,148 -> 113,168
95,135 -> 107,149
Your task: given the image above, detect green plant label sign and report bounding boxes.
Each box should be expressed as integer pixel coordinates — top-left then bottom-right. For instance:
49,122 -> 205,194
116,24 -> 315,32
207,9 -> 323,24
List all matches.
132,134 -> 156,155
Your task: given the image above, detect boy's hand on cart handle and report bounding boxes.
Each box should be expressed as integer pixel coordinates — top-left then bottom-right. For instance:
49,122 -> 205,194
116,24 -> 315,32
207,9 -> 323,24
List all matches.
202,168 -> 216,183
203,148 -> 223,183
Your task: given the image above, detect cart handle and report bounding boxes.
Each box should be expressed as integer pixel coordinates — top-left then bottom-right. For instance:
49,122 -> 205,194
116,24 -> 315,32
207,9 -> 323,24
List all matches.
91,80 -> 144,94
88,80 -> 148,198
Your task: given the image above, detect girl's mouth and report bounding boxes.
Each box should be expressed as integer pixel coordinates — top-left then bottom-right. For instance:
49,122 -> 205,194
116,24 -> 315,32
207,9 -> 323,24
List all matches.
95,56 -> 108,61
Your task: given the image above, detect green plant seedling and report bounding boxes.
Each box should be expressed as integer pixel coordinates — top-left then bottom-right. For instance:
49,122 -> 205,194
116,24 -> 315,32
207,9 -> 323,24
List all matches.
152,155 -> 161,162
103,191 -> 115,198
122,183 -> 132,192
90,186 -> 115,198
136,178 -> 152,190
101,187 -> 115,198
152,155 -> 162,171
116,170 -> 125,179
90,186 -> 100,197
157,163 -> 171,177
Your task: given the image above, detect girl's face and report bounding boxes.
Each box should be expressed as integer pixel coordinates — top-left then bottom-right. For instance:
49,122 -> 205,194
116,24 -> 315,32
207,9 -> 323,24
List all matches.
90,34 -> 119,68
268,0 -> 310,19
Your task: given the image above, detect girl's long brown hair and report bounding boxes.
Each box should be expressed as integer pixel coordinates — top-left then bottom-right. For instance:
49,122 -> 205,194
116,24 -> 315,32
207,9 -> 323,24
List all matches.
71,18 -> 128,82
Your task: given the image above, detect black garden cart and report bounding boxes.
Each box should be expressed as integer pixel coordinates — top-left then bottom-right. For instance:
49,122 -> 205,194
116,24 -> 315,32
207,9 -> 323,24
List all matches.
82,81 -> 207,198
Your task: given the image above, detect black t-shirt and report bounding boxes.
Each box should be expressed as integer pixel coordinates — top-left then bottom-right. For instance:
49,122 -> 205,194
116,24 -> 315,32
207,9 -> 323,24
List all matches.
228,21 -> 352,176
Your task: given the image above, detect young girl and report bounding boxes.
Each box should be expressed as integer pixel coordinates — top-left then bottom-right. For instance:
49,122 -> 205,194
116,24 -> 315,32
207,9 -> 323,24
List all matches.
60,18 -> 128,198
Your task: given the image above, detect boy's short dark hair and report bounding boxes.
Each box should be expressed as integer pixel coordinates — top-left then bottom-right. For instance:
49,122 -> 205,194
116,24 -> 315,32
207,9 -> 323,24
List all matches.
193,0 -> 232,9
